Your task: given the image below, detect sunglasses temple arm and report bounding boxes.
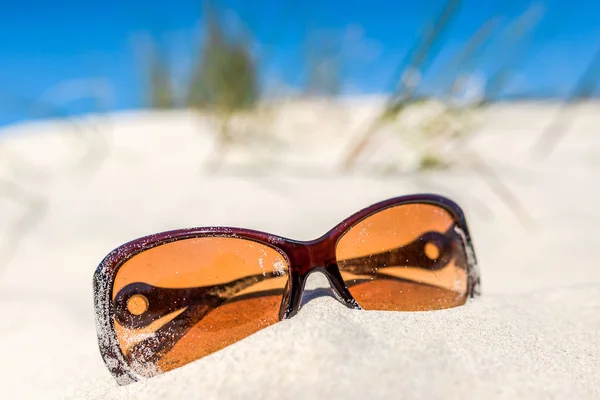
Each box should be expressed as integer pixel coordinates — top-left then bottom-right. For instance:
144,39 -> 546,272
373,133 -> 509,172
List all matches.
207,271 -> 283,297
117,271 -> 285,330
120,271 -> 287,367
338,229 -> 457,275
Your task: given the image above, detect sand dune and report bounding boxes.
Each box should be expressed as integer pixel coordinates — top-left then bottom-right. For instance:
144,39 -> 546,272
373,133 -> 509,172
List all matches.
0,100 -> 598,399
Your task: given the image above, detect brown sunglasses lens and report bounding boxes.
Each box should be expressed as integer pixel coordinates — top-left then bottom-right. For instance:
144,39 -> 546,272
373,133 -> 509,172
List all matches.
336,203 -> 468,311
111,237 -> 289,377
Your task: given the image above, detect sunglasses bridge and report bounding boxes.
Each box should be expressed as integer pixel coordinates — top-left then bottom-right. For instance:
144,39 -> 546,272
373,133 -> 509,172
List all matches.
279,239 -> 360,320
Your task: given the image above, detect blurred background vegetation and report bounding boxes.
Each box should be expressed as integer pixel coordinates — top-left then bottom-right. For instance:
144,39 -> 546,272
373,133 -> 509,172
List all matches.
1,0 -> 600,268
2,0 -> 599,162
125,0 -> 600,168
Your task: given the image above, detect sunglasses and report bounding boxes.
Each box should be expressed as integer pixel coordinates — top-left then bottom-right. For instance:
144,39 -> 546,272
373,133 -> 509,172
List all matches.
94,194 -> 480,384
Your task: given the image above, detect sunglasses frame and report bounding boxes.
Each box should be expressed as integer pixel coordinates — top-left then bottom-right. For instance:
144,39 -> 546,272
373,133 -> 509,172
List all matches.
94,193 -> 480,385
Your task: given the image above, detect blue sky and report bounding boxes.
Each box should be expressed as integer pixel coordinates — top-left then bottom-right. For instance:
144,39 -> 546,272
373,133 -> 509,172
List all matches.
1,0 -> 600,126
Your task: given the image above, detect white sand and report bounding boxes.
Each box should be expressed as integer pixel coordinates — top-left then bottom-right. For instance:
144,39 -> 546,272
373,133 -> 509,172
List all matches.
0,100 -> 599,399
